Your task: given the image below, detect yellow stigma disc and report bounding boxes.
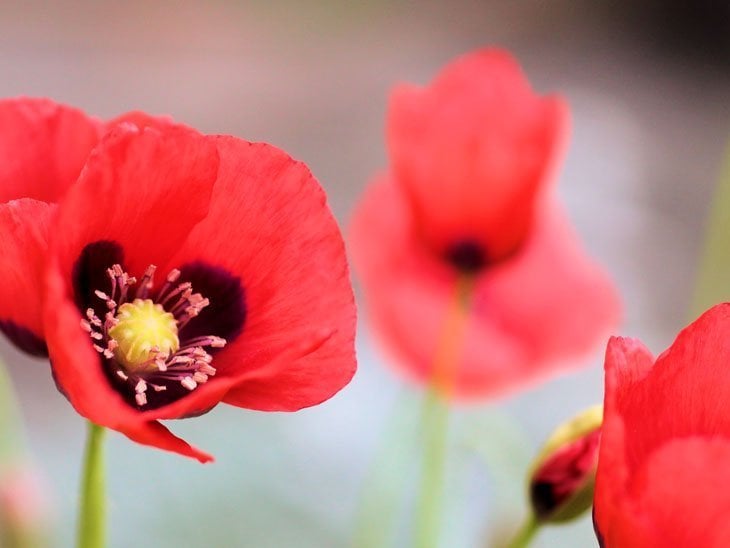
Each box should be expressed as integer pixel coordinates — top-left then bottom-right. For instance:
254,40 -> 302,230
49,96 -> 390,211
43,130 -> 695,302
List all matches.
108,299 -> 179,372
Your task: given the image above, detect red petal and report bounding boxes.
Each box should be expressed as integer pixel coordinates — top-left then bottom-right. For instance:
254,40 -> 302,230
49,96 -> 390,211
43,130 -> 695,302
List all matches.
472,199 -> 621,387
349,176 -> 619,399
603,438 -> 730,547
387,49 -> 567,259
608,304 -> 730,476
43,125 -> 219,458
164,136 -> 356,411
123,420 -> 213,463
594,336 -> 654,541
0,199 -> 54,355
0,98 -> 102,203
139,327 -> 337,421
105,111 -> 180,132
596,310 -> 730,546
44,269 -> 211,462
51,124 -> 219,277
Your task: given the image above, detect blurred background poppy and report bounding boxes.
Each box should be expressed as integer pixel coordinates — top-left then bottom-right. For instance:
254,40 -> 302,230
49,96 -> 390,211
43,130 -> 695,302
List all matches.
0,1 -> 728,546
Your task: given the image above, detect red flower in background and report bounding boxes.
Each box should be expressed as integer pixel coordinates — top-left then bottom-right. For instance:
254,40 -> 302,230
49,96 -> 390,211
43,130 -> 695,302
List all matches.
40,124 -> 356,461
349,48 -> 620,399
0,98 -> 174,356
594,304 -> 730,547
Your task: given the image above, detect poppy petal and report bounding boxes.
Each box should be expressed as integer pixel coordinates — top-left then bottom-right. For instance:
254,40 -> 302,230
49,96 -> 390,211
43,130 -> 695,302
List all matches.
0,98 -> 102,203
138,326 -> 336,421
594,336 -> 654,541
388,49 -> 567,259
123,420 -> 213,463
350,176 -> 618,399
604,304 -> 730,476
45,270 -> 212,461
0,199 -> 54,355
105,111 -> 180,133
51,124 -> 219,277
607,438 -> 730,547
165,136 -> 357,412
470,198 -> 621,393
43,124 -> 220,458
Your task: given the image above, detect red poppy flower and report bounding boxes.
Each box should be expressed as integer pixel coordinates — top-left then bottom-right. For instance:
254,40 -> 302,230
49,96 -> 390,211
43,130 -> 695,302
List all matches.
349,48 -> 620,399
29,122 -> 356,462
0,98 -> 175,356
594,304 -> 730,547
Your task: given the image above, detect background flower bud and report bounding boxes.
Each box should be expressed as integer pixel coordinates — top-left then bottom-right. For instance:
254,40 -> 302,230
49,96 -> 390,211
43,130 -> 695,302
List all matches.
0,465 -> 49,548
528,405 -> 602,523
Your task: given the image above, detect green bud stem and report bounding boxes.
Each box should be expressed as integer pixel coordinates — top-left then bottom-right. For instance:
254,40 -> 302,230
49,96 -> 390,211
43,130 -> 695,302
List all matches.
506,514 -> 540,548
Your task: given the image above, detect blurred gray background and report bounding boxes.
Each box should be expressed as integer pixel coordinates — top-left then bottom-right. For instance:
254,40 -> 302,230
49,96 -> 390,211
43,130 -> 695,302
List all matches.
1,1 -> 729,546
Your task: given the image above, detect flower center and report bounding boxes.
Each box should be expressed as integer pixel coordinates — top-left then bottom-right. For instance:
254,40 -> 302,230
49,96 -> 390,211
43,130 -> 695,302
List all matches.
108,299 -> 180,372
80,264 -> 226,408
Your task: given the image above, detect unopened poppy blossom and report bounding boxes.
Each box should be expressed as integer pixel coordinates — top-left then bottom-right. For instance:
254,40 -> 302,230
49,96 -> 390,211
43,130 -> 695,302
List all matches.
349,48 -> 620,398
529,405 -> 601,524
594,304 -> 730,547
27,122 -> 357,462
0,97 -> 175,356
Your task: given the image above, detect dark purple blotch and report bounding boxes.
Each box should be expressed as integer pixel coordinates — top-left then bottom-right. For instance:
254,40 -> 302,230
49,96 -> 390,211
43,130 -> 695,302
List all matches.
0,320 -> 47,357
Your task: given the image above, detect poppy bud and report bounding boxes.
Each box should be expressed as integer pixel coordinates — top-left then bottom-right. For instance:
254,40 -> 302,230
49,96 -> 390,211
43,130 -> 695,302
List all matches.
528,405 -> 602,524
0,465 -> 49,547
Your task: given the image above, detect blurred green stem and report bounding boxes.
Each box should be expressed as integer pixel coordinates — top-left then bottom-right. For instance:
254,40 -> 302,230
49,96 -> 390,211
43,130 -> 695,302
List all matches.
0,357 -> 23,463
415,387 -> 449,548
78,423 -> 106,548
691,143 -> 730,317
506,514 -> 539,548
0,355 -> 43,548
415,277 -> 473,548
352,391 -> 420,548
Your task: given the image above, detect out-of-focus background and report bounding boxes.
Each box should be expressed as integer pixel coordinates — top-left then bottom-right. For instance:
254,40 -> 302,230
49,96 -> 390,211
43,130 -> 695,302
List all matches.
1,1 -> 728,546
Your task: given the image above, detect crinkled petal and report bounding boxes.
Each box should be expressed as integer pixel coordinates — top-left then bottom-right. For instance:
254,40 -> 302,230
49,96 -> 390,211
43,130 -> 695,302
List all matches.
163,136 -> 356,412
601,438 -> 730,548
50,124 -> 219,276
387,49 -> 567,259
608,304 -> 730,475
593,336 -> 654,543
43,124 -> 219,459
0,97 -> 102,203
0,199 -> 55,355
105,111 -> 179,133
595,311 -> 730,547
139,327 -> 336,421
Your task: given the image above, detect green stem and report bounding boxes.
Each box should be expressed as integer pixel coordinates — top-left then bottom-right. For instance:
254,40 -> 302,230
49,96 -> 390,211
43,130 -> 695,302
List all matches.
415,388 -> 450,548
690,142 -> 730,317
352,391 -> 420,548
506,514 -> 540,548
414,277 -> 473,548
77,423 -> 106,548
0,357 -> 23,462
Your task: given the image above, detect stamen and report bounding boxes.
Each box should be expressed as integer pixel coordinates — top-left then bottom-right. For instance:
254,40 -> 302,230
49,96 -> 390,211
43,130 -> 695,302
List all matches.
181,377 -> 197,391
159,282 -> 192,308
136,265 -> 157,300
81,263 -> 226,408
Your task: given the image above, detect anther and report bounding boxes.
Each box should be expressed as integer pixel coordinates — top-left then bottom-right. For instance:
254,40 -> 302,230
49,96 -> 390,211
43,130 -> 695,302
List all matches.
181,377 -> 197,391
167,269 -> 181,283
82,263 -> 228,408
